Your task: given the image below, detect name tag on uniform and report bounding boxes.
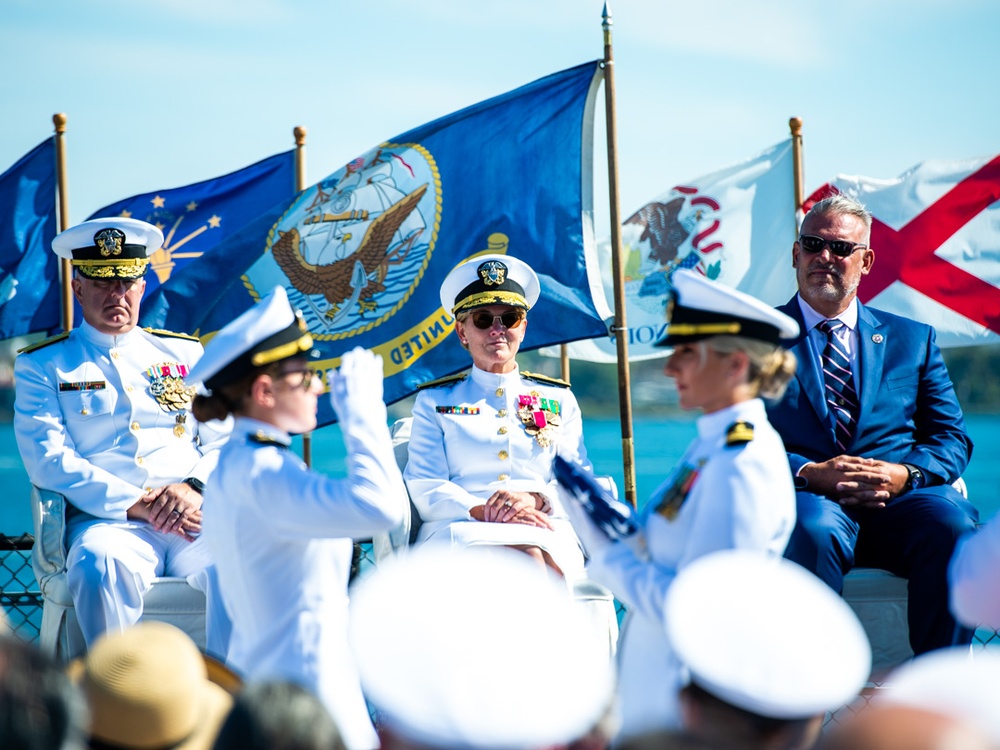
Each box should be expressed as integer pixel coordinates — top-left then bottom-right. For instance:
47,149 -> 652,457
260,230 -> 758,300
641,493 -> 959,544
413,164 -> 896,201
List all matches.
59,381 -> 106,391
436,406 -> 480,415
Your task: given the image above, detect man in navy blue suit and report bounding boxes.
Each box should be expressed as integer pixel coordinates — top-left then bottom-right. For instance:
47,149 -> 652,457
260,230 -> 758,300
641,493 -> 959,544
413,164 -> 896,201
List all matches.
765,194 -> 978,655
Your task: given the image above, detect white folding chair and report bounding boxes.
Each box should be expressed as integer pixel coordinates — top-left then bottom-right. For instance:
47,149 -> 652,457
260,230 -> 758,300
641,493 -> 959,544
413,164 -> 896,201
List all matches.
30,486 -> 207,661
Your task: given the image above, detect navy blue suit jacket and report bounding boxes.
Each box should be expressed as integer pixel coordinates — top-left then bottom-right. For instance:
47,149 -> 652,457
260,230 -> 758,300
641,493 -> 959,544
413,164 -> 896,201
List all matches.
765,296 -> 973,486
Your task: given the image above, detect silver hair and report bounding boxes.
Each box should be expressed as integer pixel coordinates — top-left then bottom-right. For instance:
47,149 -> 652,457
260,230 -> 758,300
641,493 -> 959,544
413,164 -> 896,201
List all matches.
805,194 -> 872,231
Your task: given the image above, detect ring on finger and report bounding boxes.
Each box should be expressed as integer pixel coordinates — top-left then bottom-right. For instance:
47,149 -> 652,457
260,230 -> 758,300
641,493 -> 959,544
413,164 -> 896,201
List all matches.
169,509 -> 182,517
503,501 -> 513,508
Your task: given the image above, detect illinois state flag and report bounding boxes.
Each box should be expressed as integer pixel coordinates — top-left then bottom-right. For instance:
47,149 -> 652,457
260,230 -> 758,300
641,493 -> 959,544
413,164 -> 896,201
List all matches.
0,139 -> 59,340
89,150 -> 295,296
143,61 -> 610,424
557,139 -> 797,362
806,155 -> 1000,347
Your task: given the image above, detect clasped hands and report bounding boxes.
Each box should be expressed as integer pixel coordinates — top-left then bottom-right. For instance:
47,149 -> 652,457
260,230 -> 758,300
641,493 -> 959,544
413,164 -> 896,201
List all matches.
799,455 -> 911,509
470,490 -> 553,529
128,483 -> 204,541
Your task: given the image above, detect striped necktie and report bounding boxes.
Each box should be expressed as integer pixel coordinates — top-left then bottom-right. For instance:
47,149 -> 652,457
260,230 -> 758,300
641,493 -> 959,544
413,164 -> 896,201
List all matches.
818,319 -> 858,450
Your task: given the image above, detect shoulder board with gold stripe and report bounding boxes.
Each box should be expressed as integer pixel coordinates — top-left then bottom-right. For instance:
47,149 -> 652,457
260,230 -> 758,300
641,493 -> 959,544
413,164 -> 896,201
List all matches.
725,420 -> 755,447
417,371 -> 470,390
520,371 -> 571,388
248,433 -> 290,449
17,332 -> 70,355
143,327 -> 200,342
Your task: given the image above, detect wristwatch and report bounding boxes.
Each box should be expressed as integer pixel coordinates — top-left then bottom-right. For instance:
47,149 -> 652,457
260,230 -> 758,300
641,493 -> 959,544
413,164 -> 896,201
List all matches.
182,476 -> 206,495
902,464 -> 925,492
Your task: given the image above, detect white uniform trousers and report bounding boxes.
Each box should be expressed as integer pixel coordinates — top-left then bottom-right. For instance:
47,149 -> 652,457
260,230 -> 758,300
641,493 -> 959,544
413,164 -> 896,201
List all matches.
66,518 -> 231,655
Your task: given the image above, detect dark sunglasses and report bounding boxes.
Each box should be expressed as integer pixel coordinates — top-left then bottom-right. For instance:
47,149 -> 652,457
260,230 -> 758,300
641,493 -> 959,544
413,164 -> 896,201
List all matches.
470,309 -> 526,330
798,234 -> 867,258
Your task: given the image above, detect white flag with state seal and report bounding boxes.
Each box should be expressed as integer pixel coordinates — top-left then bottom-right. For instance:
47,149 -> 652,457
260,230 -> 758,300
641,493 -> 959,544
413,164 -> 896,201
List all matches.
547,140 -> 798,362
805,155 -> 1000,348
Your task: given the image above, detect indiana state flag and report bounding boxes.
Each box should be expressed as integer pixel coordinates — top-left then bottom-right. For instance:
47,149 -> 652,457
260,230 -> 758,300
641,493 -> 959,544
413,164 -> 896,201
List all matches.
144,61 -> 610,426
0,139 -> 59,340
89,150 -> 295,297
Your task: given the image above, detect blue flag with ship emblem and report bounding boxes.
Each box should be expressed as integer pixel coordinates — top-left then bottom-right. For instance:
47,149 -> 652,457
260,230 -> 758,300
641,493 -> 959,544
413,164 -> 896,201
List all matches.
89,150 -> 295,297
0,139 -> 59,340
140,61 -> 611,426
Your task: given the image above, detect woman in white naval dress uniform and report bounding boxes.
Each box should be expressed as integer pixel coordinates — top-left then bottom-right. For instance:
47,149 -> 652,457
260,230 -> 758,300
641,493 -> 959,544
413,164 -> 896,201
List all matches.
404,255 -> 590,578
187,287 -> 406,750
564,269 -> 800,741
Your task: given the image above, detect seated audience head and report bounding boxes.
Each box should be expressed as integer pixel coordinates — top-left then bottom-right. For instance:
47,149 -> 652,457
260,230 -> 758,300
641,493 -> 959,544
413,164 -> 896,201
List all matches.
349,546 -> 615,750
212,680 -> 345,750
68,621 -> 234,750
656,270 -> 799,406
188,285 -> 319,430
0,636 -> 87,750
438,254 -> 540,373
822,647 -> 1000,750
665,550 -> 871,750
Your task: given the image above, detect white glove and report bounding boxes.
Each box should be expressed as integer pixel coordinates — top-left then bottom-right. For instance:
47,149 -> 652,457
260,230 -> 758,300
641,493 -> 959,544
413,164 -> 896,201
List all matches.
328,347 -> 387,422
558,483 -> 614,558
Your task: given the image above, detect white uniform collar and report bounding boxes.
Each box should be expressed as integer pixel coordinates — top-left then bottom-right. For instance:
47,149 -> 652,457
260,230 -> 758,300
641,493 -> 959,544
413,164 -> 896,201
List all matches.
77,319 -> 144,349
233,416 -> 292,447
695,398 -> 767,440
469,363 -> 523,389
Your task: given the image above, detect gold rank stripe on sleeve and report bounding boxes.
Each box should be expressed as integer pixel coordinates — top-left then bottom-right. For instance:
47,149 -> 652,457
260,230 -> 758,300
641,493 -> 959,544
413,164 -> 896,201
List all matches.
416,371 -> 470,390
725,421 -> 755,447
519,370 -> 571,388
142,327 -> 200,341
435,406 -> 480,415
16,331 -> 70,355
58,381 -> 107,392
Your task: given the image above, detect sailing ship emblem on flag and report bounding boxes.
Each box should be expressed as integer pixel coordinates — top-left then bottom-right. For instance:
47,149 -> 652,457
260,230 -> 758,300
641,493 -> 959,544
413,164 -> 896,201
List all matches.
244,146 -> 438,341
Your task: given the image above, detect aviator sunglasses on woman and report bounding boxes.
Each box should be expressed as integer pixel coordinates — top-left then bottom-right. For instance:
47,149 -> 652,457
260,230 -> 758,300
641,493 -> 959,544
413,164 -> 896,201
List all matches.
469,309 -> 526,330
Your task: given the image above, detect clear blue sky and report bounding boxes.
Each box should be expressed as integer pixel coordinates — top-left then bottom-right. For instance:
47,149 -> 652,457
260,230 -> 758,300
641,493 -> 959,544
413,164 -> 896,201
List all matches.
3,0 -> 998,236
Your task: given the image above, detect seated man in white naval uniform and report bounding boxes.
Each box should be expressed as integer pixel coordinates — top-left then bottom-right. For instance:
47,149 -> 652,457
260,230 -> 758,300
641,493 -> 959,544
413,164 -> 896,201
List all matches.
13,217 -> 231,653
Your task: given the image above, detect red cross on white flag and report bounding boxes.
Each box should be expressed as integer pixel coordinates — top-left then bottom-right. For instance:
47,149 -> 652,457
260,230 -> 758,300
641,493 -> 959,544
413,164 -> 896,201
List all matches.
805,156 -> 1000,347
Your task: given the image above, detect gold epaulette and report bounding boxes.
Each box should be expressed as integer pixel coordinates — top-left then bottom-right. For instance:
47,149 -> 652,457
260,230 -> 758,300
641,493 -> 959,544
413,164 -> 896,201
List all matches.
17,332 -> 70,355
143,327 -> 200,342
520,370 -> 571,388
725,420 -> 755,447
416,371 -> 470,390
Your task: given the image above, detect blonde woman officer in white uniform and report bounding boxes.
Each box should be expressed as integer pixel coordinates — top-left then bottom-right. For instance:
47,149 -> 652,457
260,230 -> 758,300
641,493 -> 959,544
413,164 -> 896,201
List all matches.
404,255 -> 590,578
564,269 -> 800,741
187,286 -> 406,750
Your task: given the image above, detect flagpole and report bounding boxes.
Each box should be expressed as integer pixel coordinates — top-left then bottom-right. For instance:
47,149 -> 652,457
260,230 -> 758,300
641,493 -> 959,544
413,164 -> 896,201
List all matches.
53,113 -> 72,332
293,125 -> 314,467
602,3 -> 638,507
789,117 -> 805,214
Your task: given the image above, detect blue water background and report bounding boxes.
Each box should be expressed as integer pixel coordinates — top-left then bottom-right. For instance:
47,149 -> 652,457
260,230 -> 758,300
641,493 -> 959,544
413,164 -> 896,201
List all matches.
2,414 -> 998,535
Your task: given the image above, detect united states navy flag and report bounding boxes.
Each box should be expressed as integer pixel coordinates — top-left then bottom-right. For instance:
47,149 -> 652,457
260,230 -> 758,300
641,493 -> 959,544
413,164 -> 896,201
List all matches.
90,150 -> 295,297
0,140 -> 59,340
143,61 -> 610,425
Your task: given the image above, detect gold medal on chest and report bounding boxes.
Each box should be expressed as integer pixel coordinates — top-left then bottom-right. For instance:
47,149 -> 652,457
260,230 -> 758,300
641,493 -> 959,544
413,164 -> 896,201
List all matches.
516,390 -> 562,448
146,362 -> 196,413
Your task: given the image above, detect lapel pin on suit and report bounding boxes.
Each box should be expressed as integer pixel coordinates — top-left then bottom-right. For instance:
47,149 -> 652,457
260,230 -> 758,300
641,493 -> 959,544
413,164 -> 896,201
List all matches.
872,333 -> 884,344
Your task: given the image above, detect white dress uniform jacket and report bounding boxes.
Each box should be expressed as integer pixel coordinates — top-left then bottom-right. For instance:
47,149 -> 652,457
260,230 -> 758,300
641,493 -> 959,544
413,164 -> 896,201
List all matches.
203,416 -> 405,750
404,364 -> 590,579
13,321 -> 231,646
586,398 -> 795,739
